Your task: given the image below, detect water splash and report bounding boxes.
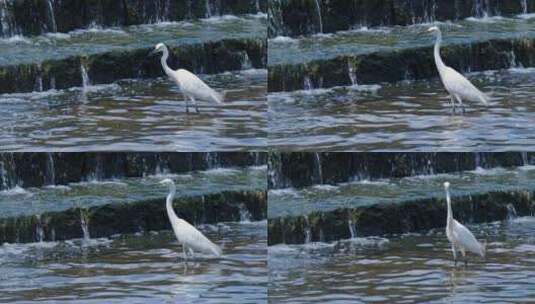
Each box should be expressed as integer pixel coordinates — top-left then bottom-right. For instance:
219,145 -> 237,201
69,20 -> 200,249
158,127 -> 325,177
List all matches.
239,204 -> 252,223
313,0 -> 323,33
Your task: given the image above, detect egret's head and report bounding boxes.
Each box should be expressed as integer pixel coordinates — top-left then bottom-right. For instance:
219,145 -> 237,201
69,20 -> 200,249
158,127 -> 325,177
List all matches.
444,181 -> 450,189
159,178 -> 174,186
426,26 -> 440,34
150,43 -> 167,56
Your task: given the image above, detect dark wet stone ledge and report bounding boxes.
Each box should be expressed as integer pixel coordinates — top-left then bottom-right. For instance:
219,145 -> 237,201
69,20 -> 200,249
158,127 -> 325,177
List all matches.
0,152 -> 266,190
268,37 -> 535,92
0,190 -> 267,244
269,0 -> 534,38
0,38 -> 266,94
268,190 -> 534,245
269,152 -> 534,189
0,0 -> 267,38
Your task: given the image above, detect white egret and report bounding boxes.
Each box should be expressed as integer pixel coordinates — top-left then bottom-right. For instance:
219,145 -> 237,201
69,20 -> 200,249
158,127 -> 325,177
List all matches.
427,27 -> 489,111
160,178 -> 222,259
444,182 -> 486,266
151,43 -> 223,113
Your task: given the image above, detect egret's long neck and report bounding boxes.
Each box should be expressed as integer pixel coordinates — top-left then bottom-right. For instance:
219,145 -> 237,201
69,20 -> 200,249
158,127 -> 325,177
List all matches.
446,188 -> 453,223
433,31 -> 446,72
165,184 -> 178,220
160,47 -> 174,78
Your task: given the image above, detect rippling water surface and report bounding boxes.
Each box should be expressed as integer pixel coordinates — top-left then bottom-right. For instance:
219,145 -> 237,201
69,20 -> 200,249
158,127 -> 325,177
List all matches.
269,217 -> 535,303
0,221 -> 267,303
0,69 -> 266,151
269,68 -> 535,151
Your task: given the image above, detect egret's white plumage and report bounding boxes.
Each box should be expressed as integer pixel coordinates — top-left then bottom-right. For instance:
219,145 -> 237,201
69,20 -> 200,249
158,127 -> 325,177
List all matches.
444,182 -> 486,266
160,178 -> 222,258
427,27 -> 489,110
153,43 -> 223,113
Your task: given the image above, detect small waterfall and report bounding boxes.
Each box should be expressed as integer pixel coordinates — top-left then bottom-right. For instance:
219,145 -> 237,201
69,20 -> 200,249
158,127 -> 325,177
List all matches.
0,154 -> 16,190
474,0 -> 491,18
507,50 -> 523,69
80,209 -> 91,242
303,215 -> 311,243
241,51 -> 253,70
255,0 -> 261,13
424,0 -> 437,23
521,0 -> 528,14
239,204 -> 252,223
348,61 -> 358,86
312,153 -> 323,184
35,215 -> 44,242
313,0 -> 323,33
303,76 -> 313,90
35,64 -> 43,92
506,204 -> 518,221
205,152 -> 219,169
46,0 -> 57,33
44,152 -> 55,185
0,0 -> 18,37
81,63 -> 91,90
348,218 -> 357,239
205,0 -> 212,18
521,152 -> 529,166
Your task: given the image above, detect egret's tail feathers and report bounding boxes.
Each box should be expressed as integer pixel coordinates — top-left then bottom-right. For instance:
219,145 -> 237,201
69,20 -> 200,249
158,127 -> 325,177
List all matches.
210,243 -> 223,257
210,90 -> 224,104
478,91 -> 489,106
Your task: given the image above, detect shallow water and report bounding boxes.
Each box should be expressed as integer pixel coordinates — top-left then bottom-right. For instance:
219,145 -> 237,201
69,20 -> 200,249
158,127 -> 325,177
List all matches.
269,68 -> 535,151
268,165 -> 535,218
0,69 -> 266,151
269,217 -> 535,303
0,165 -> 266,218
0,221 -> 267,304
268,15 -> 535,66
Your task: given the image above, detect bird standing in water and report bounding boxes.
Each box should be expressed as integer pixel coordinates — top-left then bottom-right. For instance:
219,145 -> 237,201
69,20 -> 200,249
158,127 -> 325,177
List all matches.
427,27 -> 489,112
443,182 -> 486,266
160,178 -> 222,259
151,43 -> 223,113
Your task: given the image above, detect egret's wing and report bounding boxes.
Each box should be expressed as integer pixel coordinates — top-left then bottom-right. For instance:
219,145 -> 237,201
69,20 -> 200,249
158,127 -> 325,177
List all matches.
175,69 -> 223,103
443,67 -> 488,105
174,218 -> 222,256
452,220 -> 483,255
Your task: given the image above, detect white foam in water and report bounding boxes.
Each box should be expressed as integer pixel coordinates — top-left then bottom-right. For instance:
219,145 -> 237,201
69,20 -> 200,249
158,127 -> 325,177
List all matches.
0,35 -> 30,44
203,168 -> 241,175
470,167 -> 509,176
268,188 -> 301,198
0,185 -> 31,196
201,14 -> 240,23
269,36 -> 297,43
312,184 -> 339,191
517,13 -> 535,19
348,84 -> 382,93
465,16 -> 507,23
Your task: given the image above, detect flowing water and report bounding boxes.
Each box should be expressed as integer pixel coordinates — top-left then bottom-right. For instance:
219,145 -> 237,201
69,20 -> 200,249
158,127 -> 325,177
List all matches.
0,165 -> 266,218
269,217 -> 535,303
0,69 -> 266,151
268,16 -> 535,151
0,220 -> 267,303
268,165 -> 535,218
269,68 -> 535,151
